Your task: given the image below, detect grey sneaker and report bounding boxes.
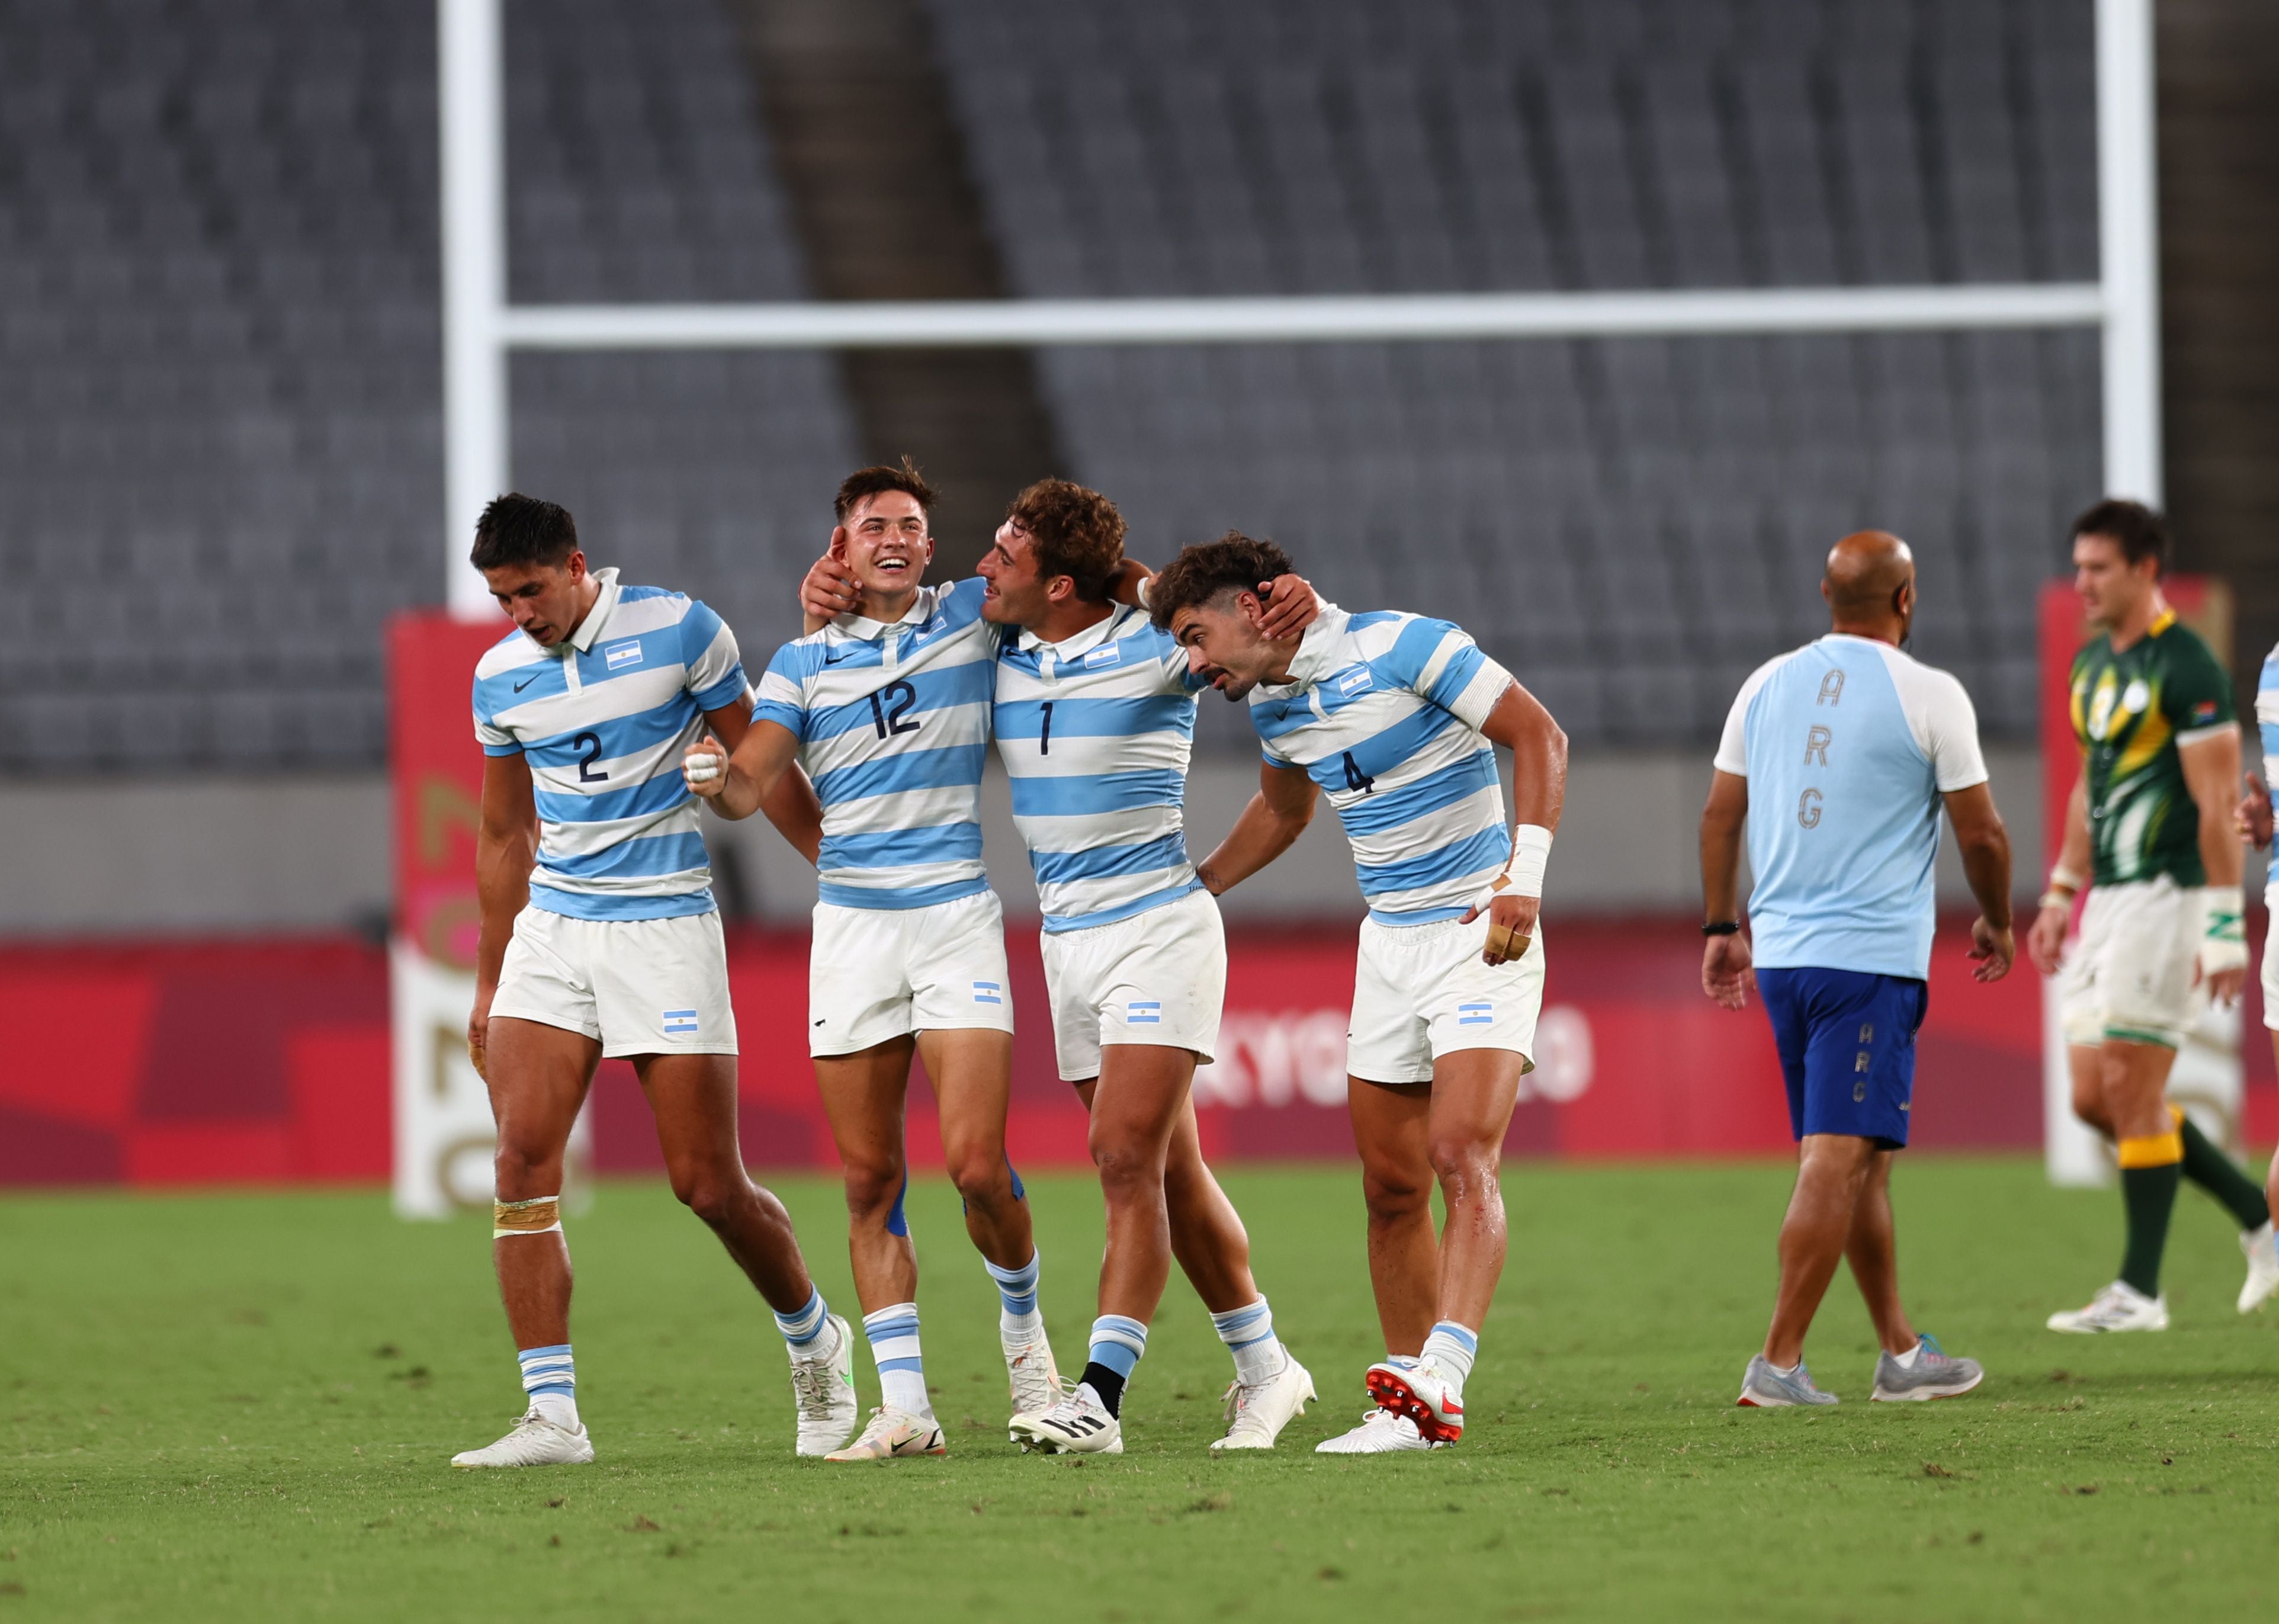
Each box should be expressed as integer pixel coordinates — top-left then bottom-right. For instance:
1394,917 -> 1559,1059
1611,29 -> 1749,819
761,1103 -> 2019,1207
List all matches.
1736,1355 -> 1839,1407
1869,1333 -> 1983,1402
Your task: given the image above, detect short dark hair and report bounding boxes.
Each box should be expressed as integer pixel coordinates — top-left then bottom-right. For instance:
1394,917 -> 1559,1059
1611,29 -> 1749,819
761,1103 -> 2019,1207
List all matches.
2073,498 -> 2169,575
836,457 -> 937,522
470,493 -> 578,570
1007,479 -> 1125,603
1146,532 -> 1293,632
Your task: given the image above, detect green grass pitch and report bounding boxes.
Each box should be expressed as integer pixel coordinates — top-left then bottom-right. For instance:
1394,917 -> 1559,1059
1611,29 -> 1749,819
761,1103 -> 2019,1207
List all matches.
5,1158 -> 2277,1621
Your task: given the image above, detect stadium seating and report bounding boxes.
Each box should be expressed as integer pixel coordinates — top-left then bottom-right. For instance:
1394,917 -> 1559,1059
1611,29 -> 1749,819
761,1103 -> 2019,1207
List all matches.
0,0 -> 2098,769
0,0 -> 853,772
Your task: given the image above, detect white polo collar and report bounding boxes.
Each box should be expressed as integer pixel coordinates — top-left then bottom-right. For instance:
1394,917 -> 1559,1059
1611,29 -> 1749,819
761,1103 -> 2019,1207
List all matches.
551,566 -> 621,656
830,585 -> 935,643
1016,601 -> 1128,659
1272,602 -> 1350,692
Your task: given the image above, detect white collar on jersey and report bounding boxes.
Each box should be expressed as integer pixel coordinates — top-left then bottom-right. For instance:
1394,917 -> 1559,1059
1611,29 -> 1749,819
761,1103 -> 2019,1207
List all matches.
830,583 -> 935,642
1266,601 -> 1351,692
1015,601 -> 1129,657
541,566 -> 621,657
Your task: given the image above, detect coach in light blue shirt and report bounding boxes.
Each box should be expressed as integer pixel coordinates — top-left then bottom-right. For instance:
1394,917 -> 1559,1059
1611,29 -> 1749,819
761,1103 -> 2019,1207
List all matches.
1699,530 -> 2014,1410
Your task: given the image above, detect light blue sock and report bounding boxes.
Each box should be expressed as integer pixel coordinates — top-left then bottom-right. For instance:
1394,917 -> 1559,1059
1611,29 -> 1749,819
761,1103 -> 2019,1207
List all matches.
1420,1320 -> 1479,1390
1210,1296 -> 1287,1385
986,1251 -> 1042,1340
517,1343 -> 578,1430
773,1287 -> 832,1354
1086,1314 -> 1148,1379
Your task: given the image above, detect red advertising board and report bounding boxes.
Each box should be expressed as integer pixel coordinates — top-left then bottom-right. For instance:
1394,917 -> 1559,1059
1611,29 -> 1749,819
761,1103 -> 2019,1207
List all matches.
390,612 -> 506,973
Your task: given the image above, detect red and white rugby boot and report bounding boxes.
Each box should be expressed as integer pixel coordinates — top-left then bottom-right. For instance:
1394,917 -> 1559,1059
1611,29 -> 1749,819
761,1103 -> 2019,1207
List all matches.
1363,1358 -> 1464,1443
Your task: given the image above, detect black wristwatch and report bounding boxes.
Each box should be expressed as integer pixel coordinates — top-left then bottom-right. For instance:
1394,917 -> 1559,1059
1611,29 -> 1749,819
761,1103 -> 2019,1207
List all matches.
1701,920 -> 1742,936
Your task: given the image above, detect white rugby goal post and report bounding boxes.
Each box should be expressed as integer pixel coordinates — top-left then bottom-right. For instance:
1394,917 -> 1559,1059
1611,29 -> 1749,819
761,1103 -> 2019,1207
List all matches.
431,0 -> 2174,1187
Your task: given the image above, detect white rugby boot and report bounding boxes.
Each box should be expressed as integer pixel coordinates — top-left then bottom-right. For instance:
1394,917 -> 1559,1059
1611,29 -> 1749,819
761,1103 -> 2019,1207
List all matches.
1211,1355 -> 1316,1453
1009,1384 -> 1123,1455
789,1313 -> 860,1457
2046,1279 -> 2169,1333
2238,1223 -> 2279,1314
1365,1358 -> 1465,1443
823,1407 -> 946,1461
1003,1327 -> 1066,1425
1314,1408 -> 1440,1454
450,1408 -> 595,1469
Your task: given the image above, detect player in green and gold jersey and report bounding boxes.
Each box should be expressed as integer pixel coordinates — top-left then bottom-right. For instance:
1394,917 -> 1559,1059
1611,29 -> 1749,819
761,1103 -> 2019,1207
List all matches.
2026,499 -> 2275,1333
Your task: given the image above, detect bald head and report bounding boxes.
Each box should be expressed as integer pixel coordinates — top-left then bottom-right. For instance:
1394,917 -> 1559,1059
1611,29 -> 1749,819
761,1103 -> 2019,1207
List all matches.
1821,530 -> 1917,643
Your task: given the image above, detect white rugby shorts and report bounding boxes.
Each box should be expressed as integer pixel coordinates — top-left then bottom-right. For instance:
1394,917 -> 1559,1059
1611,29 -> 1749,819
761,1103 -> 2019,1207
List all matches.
2060,877 -> 2198,1049
1041,886 -> 1226,1081
1346,912 -> 1544,1086
808,888 -> 1015,1057
490,904 -> 737,1057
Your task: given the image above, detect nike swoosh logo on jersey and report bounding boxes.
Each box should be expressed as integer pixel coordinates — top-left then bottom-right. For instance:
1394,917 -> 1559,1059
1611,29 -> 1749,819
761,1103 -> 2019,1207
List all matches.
513,674 -> 538,692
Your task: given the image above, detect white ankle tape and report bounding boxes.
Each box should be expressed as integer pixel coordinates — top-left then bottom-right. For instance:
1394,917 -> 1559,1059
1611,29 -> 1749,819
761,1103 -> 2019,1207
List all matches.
494,1195 -> 563,1240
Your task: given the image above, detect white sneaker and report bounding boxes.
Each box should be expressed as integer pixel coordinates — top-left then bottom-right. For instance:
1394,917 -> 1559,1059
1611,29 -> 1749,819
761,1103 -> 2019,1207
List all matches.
1003,1327 -> 1066,1423
823,1407 -> 946,1461
450,1407 -> 595,1469
1365,1358 -> 1464,1442
1314,1408 -> 1440,1454
2238,1223 -> 2279,1314
2047,1279 -> 2169,1333
1008,1384 -> 1123,1455
1211,1356 -> 1315,1452
788,1314 -> 859,1457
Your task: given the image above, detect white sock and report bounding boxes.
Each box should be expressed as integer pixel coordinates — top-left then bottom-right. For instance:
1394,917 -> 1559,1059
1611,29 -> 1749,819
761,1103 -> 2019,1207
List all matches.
862,1302 -> 932,1418
1210,1298 -> 1288,1387
1890,1340 -> 1922,1369
1420,1321 -> 1479,1395
518,1343 -> 579,1431
988,1251 -> 1044,1346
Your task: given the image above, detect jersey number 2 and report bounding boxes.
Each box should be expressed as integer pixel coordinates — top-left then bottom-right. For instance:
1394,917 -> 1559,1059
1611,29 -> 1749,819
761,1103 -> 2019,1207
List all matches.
869,681 -> 920,740
573,731 -> 608,782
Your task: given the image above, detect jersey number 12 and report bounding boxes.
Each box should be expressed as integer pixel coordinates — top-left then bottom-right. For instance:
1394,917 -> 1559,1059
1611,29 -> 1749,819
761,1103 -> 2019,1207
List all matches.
869,681 -> 920,740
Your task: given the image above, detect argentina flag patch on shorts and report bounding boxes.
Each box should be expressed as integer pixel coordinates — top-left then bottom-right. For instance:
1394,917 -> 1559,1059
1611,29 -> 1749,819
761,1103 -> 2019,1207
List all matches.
662,1008 -> 699,1035
972,980 -> 1003,1006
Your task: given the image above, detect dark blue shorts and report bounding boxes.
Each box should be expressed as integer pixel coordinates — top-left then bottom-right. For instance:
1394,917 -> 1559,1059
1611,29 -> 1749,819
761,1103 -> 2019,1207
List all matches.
1756,968 -> 1928,1150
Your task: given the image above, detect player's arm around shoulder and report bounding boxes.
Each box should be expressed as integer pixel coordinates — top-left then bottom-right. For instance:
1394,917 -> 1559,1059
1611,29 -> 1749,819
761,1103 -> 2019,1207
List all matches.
470,750 -> 539,1079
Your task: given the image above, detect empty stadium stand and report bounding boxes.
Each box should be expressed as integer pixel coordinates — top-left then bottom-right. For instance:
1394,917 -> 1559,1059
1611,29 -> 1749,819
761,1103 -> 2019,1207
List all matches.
0,0 -> 2104,773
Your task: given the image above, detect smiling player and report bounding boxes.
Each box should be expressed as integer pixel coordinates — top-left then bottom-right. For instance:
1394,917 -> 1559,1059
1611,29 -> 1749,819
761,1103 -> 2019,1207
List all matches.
685,461 -> 1060,1461
798,480 -> 1321,1455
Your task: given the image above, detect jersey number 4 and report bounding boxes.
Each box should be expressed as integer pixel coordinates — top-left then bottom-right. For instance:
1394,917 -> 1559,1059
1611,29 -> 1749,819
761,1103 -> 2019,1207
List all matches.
1341,750 -> 1376,793
869,681 -> 921,740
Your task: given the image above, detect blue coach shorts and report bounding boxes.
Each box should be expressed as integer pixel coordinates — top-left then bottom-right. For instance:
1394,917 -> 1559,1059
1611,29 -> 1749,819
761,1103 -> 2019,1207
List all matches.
1755,967 -> 1928,1150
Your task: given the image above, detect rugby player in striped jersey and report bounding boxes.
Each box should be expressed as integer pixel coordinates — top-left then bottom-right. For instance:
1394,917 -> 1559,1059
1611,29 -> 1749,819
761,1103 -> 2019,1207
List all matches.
686,462 -> 1062,1461
1148,534 -> 1569,1455
794,480 -> 1322,1455
454,495 -> 851,1469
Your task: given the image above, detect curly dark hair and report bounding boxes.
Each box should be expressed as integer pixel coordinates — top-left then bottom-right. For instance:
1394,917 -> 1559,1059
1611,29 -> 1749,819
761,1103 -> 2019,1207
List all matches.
1006,479 -> 1126,603
470,493 -> 578,569
836,456 -> 938,521
1145,532 -> 1293,632
2072,497 -> 2169,575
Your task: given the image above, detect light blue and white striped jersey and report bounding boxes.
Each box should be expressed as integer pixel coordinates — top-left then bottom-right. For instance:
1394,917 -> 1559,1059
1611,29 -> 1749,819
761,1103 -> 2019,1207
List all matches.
471,567 -> 749,922
994,602 -> 1206,932
1714,635 -> 1988,979
752,579 -> 996,910
2259,642 -> 2279,904
1248,606 -> 1516,925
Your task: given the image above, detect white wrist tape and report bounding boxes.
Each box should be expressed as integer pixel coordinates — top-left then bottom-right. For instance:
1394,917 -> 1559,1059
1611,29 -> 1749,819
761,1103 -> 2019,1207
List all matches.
2200,884 -> 2248,976
683,750 -> 722,784
1135,575 -> 1153,611
2046,862 -> 2085,896
1506,824 -> 1553,899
